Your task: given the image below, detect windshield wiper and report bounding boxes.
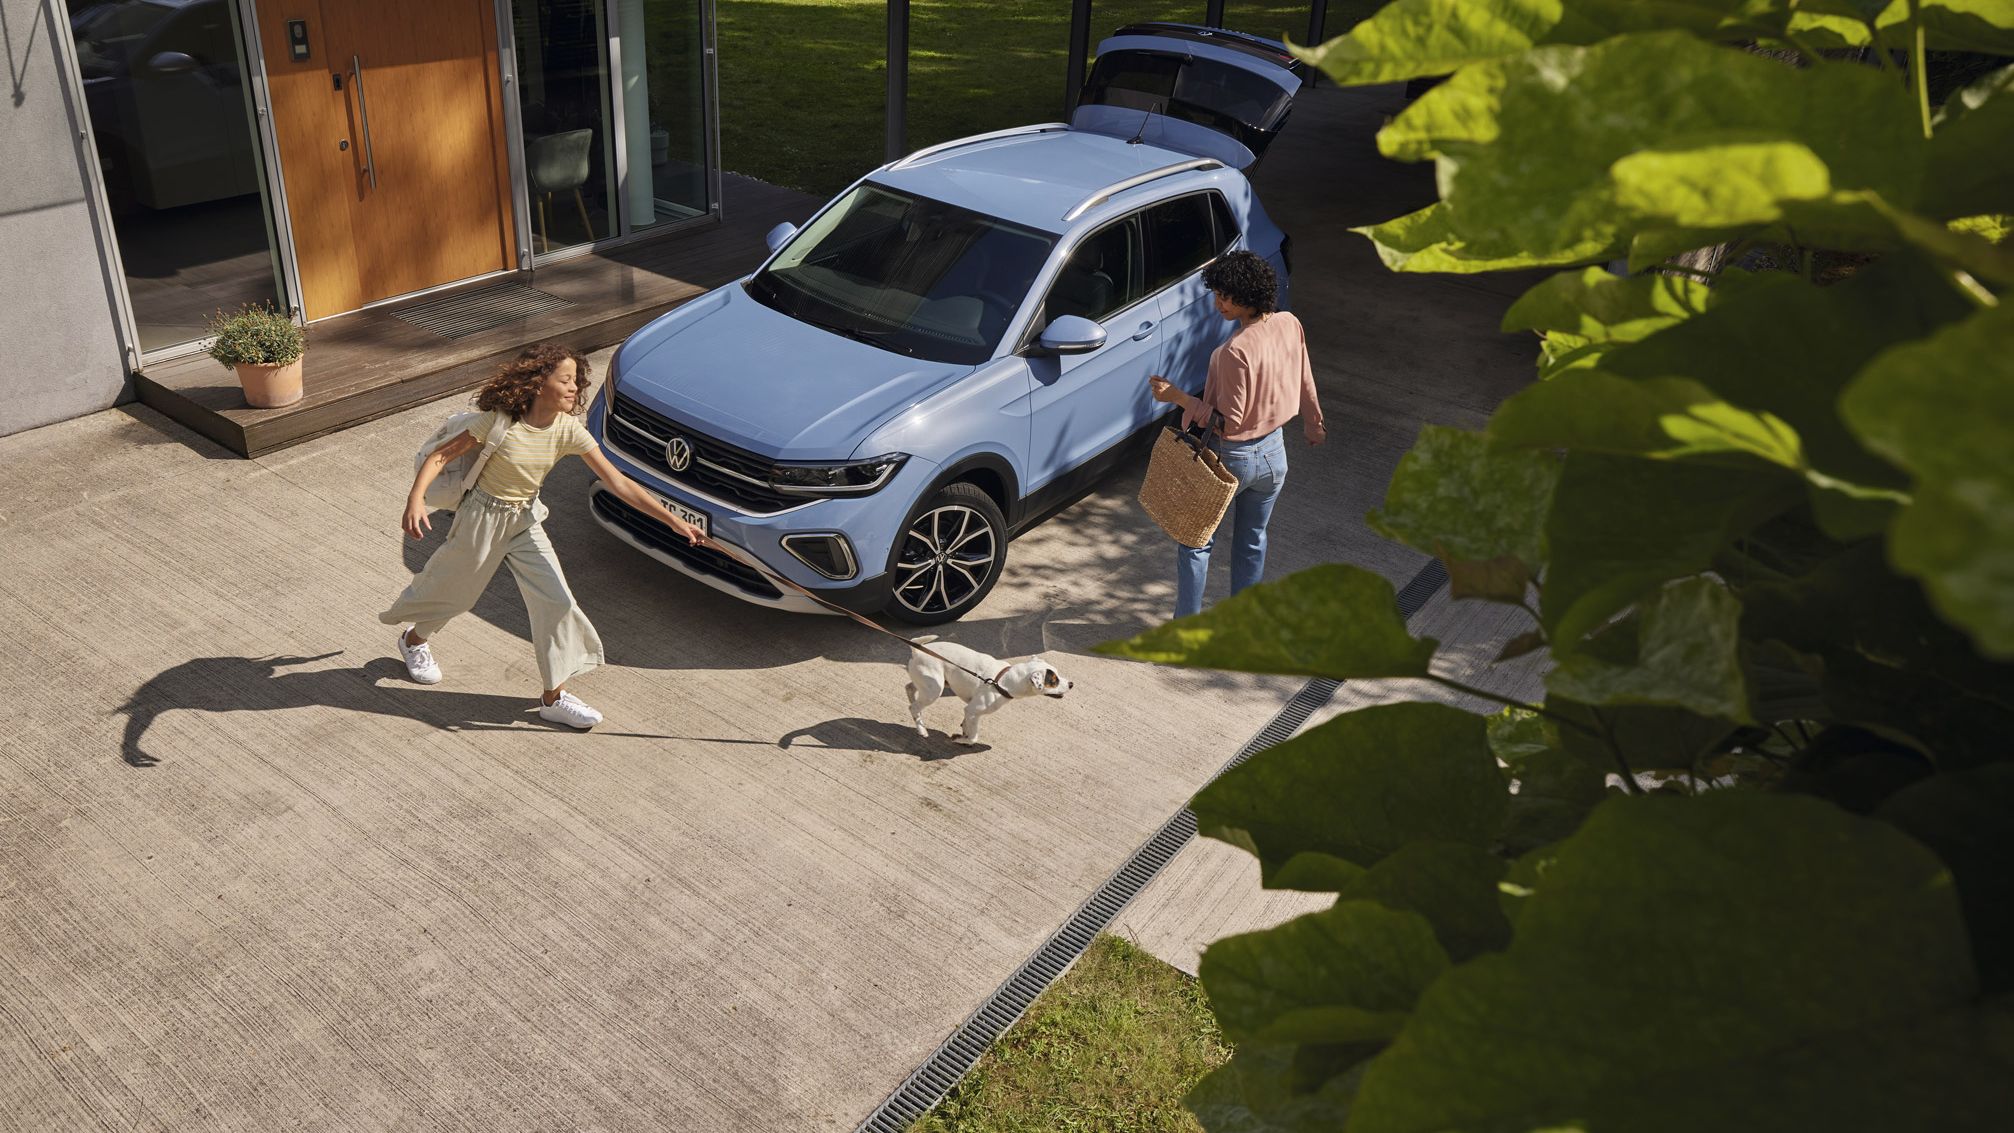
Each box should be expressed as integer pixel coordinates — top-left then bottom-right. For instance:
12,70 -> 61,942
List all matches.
806,317 -> 919,357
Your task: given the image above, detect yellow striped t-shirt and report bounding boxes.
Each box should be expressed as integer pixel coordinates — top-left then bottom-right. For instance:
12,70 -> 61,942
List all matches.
469,410 -> 598,503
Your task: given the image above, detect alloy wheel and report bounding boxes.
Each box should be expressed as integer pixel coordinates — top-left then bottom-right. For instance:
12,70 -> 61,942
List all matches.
892,504 -> 999,617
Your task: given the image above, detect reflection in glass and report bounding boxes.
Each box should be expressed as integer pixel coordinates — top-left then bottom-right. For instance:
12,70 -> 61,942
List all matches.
623,0 -> 710,229
513,0 -> 618,253
68,0 -> 283,353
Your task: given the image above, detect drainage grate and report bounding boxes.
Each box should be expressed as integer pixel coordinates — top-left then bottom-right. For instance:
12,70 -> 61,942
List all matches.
390,283 -> 574,339
855,557 -> 1449,1133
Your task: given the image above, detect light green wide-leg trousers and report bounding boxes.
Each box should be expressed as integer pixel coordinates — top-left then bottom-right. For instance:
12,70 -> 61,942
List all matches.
380,489 -> 604,689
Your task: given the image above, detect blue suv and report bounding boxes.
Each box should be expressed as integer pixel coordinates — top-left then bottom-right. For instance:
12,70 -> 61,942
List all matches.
588,24 -> 1305,623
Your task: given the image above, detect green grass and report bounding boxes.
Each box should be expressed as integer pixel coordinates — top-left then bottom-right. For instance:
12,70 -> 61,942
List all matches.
716,1 -> 1380,196
908,936 -> 1232,1133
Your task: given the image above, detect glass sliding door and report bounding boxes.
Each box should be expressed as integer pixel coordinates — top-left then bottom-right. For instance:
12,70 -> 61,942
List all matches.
512,0 -> 620,254
67,0 -> 285,353
619,0 -> 710,229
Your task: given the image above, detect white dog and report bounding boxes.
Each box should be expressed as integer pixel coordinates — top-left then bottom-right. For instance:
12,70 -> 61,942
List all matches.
905,636 -> 1073,745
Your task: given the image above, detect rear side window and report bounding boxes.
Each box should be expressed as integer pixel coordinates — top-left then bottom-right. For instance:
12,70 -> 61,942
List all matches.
1143,193 -> 1232,293
1043,217 -> 1144,326
1209,193 -> 1241,249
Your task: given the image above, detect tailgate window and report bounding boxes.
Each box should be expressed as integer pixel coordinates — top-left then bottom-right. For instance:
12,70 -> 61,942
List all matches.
1084,51 -> 1291,153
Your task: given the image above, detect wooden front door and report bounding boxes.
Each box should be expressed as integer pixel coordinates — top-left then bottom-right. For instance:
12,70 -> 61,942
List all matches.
257,1 -> 516,319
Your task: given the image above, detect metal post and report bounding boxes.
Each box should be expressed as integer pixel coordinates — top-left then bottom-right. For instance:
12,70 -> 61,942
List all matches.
1064,0 -> 1092,116
1205,0 -> 1225,28
886,0 -> 909,162
1307,0 -> 1329,45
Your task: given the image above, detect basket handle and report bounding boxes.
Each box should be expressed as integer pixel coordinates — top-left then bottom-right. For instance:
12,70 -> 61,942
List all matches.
1175,409 -> 1227,459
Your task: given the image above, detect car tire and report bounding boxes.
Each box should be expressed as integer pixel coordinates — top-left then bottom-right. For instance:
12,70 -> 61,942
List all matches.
882,481 -> 1008,625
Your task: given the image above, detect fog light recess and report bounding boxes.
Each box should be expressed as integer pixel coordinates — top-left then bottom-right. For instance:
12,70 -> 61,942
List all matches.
781,533 -> 858,580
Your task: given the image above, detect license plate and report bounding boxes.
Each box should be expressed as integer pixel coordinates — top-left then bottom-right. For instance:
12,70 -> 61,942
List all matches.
655,493 -> 709,538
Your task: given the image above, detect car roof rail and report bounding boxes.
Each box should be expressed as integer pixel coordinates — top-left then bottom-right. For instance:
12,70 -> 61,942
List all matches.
1062,158 -> 1222,222
888,122 -> 1072,170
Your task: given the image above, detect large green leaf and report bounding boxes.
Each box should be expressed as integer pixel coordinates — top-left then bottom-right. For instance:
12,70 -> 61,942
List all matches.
1188,1044 -> 1361,1133
1602,254 -> 1973,492
1547,577 -> 1754,721
1293,0 -> 1901,87
1352,201 -> 1615,274
1201,901 -> 1450,1046
1550,696 -> 1740,773
1327,841 -> 1513,961
1840,301 -> 2014,658
1926,61 -> 2014,219
1347,792 -> 2012,1133
1500,733 -> 1611,854
1607,138 -> 2014,281
1094,564 -> 1439,678
1377,32 -> 1925,265
1740,540 -> 2014,766
1490,369 -> 1810,471
1501,265 -> 1716,341
1367,425 -> 1560,583
1880,764 -> 2014,993
1539,452 -> 1793,648
1193,703 -> 1507,879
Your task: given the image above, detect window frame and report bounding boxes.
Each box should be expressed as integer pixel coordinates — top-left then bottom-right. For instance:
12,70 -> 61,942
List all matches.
1018,188 -> 1241,356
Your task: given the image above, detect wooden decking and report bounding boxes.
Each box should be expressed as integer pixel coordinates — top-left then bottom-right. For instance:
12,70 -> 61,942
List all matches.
134,175 -> 817,457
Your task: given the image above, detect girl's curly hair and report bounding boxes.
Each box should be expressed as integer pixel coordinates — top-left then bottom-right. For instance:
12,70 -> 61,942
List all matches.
475,342 -> 592,420
1201,250 -> 1279,315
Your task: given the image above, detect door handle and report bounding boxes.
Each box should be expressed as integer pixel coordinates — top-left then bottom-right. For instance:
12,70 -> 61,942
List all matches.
1132,320 -> 1156,341
351,54 -> 378,189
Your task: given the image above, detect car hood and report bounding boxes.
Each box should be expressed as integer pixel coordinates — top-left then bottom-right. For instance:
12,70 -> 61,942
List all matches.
612,284 -> 970,461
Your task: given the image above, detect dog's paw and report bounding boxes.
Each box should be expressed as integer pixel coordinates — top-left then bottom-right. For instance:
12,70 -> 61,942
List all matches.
913,724 -> 929,738
953,732 -> 981,746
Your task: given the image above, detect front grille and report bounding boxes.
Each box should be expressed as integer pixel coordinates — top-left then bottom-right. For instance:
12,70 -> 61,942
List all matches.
608,393 -> 802,515
591,489 -> 783,601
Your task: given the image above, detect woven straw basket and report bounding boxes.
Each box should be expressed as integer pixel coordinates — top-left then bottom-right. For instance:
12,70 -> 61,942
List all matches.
1139,426 -> 1238,548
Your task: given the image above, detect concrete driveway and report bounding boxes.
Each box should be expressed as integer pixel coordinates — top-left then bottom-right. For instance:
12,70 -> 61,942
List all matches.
0,84 -> 1536,1130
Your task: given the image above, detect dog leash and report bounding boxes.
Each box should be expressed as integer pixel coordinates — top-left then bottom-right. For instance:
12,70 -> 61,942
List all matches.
695,535 -> 1015,698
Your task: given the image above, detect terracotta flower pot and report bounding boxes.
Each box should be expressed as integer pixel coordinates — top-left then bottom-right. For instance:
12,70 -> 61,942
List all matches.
235,358 -> 304,409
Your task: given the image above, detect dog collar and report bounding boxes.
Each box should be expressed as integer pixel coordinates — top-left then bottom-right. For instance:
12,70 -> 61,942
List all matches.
991,665 -> 1015,699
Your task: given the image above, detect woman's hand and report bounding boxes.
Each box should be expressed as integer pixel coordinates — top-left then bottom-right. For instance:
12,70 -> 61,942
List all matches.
1148,375 -> 1184,405
1305,420 -> 1327,447
402,495 -> 433,540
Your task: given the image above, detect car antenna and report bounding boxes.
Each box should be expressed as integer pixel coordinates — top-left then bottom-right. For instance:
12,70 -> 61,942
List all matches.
1127,100 -> 1163,145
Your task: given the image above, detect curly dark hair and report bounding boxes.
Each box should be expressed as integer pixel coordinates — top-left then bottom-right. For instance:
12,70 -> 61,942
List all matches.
475,342 -> 593,419
1201,250 -> 1279,315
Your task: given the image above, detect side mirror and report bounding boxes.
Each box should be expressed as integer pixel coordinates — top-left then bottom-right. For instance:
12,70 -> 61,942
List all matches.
764,222 -> 798,254
148,51 -> 199,75
1035,315 -> 1107,356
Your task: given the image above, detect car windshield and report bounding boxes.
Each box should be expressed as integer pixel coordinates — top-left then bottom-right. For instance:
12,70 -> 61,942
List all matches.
747,184 -> 1055,366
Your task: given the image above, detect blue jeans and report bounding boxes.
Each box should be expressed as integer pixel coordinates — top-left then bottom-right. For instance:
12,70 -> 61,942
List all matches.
1175,428 -> 1287,619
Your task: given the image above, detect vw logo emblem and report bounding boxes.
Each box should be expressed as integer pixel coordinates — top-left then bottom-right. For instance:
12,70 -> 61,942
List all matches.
665,435 -> 694,472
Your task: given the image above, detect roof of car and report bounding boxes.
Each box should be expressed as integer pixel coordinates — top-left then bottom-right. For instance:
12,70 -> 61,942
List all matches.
866,127 -> 1221,234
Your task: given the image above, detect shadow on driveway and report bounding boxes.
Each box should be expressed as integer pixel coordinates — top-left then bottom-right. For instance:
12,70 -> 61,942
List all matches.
114,652 -> 677,768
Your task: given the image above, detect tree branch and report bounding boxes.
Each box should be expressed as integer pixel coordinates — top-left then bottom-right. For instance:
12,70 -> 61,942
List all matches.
1423,675 -> 1600,738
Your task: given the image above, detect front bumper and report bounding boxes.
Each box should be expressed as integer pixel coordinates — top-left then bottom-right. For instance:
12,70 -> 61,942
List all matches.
585,395 -> 925,615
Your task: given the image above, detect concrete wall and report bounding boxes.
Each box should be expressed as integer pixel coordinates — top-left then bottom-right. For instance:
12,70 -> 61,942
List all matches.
0,0 -> 130,439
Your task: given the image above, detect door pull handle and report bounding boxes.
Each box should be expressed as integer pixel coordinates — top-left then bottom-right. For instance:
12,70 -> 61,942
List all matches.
351,54 -> 378,189
1132,321 -> 1156,341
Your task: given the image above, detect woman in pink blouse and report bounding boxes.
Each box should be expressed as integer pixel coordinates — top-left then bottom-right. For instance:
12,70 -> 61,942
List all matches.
1149,251 -> 1326,618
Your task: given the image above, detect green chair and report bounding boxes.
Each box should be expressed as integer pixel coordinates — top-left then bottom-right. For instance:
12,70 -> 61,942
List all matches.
527,129 -> 596,251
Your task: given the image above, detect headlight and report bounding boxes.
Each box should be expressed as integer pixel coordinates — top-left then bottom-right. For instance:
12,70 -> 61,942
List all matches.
767,454 -> 908,496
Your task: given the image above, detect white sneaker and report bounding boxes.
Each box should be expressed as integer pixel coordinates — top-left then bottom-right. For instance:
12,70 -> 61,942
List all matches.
538,691 -> 602,730
397,631 -> 442,684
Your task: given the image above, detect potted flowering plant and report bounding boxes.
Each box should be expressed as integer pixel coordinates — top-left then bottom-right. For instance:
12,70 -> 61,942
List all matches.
205,304 -> 307,409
